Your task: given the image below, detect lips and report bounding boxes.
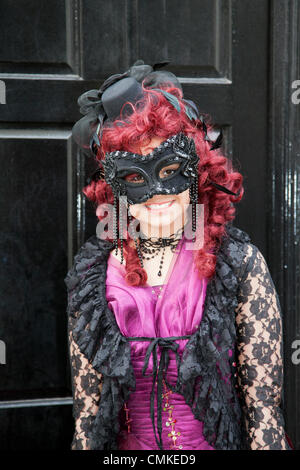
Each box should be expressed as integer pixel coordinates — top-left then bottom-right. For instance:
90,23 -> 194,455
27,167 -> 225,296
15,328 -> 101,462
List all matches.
145,200 -> 175,211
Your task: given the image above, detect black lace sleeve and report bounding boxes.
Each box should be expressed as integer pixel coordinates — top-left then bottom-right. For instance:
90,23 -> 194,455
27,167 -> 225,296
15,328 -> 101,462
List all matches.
235,243 -> 292,450
68,313 -> 103,450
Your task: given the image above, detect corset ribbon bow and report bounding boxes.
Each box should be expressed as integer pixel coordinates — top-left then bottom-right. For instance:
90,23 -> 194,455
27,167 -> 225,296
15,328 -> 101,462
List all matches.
127,335 -> 191,450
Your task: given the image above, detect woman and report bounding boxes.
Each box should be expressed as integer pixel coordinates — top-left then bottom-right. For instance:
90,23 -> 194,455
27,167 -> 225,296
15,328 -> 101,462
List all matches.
65,60 -> 293,450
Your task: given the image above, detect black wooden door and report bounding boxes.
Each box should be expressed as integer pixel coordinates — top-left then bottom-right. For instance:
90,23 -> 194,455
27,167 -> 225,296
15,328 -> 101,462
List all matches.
0,0 -> 299,450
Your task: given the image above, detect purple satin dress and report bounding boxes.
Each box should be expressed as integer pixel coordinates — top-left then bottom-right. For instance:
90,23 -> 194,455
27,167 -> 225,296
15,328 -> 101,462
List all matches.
105,235 -> 215,450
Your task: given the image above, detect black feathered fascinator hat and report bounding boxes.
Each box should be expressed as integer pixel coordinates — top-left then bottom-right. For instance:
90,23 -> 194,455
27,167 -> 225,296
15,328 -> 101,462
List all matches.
72,61 -> 220,155
72,59 -> 238,197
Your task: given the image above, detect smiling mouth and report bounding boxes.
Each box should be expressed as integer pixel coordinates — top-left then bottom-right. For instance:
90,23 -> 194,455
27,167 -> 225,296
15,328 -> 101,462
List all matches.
145,200 -> 175,211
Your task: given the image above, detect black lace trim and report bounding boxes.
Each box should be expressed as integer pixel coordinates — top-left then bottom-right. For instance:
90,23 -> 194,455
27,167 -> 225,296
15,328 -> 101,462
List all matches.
64,224 -> 252,450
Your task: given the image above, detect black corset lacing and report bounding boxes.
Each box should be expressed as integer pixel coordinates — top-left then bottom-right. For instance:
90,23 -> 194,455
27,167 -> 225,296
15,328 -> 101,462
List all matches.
126,335 -> 191,450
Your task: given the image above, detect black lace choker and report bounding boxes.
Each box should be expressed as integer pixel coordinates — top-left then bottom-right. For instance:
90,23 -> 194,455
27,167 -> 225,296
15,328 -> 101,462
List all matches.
139,227 -> 184,277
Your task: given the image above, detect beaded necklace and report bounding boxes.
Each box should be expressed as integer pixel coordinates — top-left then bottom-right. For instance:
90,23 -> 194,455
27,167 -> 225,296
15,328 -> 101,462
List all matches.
139,226 -> 184,277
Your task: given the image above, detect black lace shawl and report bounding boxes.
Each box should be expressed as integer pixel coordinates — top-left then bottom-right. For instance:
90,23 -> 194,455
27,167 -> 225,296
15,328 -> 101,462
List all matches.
64,224 -> 292,450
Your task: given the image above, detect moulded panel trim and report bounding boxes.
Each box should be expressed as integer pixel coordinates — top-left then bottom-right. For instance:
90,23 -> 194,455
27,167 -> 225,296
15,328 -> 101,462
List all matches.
0,397 -> 73,409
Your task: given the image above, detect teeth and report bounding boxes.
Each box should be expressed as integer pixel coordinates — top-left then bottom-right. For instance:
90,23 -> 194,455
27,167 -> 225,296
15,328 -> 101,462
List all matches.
146,201 -> 173,209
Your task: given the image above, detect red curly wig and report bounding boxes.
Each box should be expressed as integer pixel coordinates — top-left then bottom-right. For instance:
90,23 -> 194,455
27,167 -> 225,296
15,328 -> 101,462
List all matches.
83,84 -> 244,287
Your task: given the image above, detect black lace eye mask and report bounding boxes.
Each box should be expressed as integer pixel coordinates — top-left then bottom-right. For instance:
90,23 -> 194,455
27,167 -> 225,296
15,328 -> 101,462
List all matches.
102,133 -> 199,204
88,131 -> 239,201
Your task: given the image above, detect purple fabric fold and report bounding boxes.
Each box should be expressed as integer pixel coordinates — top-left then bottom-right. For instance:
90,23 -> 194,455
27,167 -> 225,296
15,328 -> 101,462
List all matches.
105,235 -> 214,450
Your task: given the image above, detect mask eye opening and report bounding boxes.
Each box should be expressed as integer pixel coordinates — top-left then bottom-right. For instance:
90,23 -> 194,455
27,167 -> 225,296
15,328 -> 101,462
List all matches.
118,170 -> 146,187
156,160 -> 184,182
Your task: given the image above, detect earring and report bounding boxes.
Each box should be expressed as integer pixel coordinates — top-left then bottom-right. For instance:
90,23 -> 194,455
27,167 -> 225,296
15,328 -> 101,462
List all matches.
113,189 -> 128,264
189,174 -> 198,243
119,194 -> 124,264
128,210 -> 144,269
113,189 -> 119,256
